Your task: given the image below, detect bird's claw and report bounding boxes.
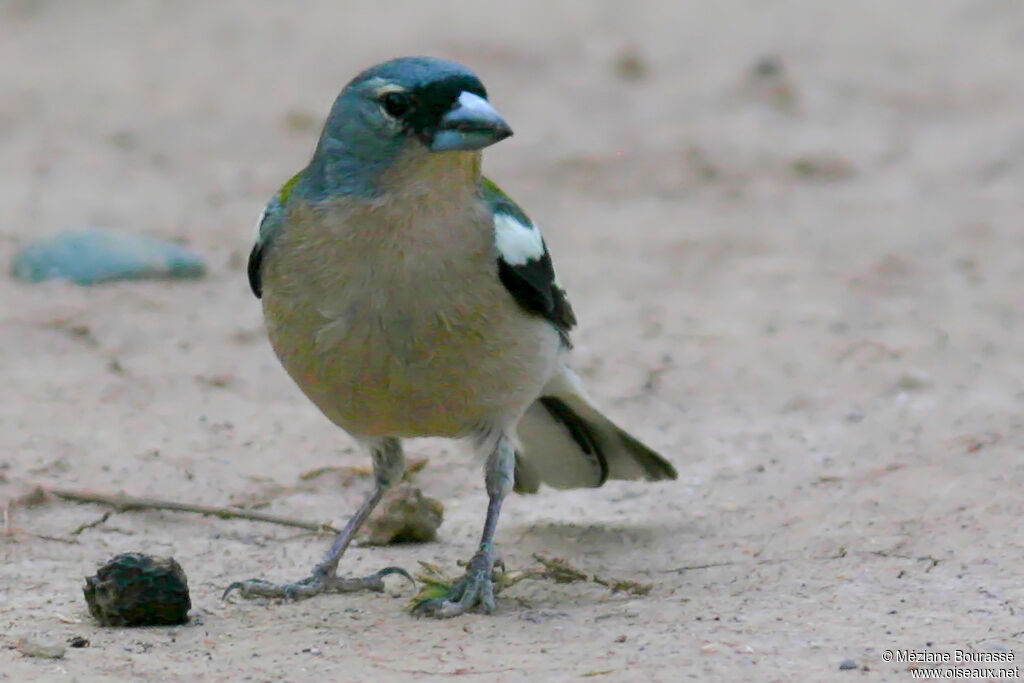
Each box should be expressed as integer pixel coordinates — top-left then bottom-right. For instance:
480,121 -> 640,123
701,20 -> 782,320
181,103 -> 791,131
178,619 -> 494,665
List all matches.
412,551 -> 497,618
222,566 -> 414,601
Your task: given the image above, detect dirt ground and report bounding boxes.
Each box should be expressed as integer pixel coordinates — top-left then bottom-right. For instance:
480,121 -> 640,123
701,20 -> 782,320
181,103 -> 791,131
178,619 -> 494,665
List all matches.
2,1 -> 1023,681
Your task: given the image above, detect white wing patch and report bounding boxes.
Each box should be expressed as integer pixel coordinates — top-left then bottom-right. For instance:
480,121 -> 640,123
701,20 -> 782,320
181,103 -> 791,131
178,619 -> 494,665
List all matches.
253,202 -> 270,240
494,212 -> 545,266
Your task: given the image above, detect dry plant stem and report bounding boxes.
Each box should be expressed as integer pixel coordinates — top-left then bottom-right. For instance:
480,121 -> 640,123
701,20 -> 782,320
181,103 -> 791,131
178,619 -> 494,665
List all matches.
533,554 -> 652,596
70,511 -> 112,535
48,488 -> 340,534
412,554 -> 653,602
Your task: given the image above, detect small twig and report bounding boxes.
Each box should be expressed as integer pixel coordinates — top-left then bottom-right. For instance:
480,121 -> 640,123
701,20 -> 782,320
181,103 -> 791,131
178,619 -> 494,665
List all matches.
534,554 -> 652,596
836,339 -> 902,363
666,549 -> 941,575
70,511 -> 112,536
591,574 -> 652,596
533,554 -> 590,583
48,488 -> 340,534
30,534 -> 78,545
494,567 -> 548,591
409,553 -> 653,607
665,561 -> 740,573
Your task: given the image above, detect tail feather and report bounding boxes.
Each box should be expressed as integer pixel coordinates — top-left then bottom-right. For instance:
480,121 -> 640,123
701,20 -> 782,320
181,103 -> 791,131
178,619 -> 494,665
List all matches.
514,367 -> 677,492
613,425 -> 679,481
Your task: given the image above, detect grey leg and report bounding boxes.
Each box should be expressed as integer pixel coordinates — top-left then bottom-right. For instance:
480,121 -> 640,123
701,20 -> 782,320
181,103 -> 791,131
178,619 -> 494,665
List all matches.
223,438 -> 412,601
413,432 -> 515,618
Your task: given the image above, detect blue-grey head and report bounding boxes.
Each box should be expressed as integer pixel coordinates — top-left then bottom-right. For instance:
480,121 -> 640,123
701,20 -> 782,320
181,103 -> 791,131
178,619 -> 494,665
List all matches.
304,57 -> 512,197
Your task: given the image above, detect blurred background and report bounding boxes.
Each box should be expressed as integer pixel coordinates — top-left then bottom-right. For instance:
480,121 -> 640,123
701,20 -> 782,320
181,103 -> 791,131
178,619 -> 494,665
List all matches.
2,1 -> 1022,679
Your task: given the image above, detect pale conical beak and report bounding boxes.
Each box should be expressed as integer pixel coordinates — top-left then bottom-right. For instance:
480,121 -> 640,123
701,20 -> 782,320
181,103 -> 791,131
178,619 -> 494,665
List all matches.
429,91 -> 513,152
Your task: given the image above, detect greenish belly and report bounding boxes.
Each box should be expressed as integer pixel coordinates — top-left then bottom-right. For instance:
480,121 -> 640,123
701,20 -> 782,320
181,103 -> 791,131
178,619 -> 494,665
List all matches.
264,295 -> 557,438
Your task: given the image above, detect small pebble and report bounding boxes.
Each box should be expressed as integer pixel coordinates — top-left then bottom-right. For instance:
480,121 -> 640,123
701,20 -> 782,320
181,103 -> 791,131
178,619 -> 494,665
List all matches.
611,48 -> 648,81
11,229 -> 206,285
743,55 -> 798,112
68,636 -> 90,648
893,372 -> 932,392
17,637 -> 66,659
359,483 -> 443,545
839,659 -> 858,671
753,56 -> 782,77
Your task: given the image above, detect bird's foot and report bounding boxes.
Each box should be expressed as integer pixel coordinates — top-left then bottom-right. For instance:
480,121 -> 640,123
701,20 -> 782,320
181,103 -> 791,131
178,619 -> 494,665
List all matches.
222,566 -> 413,601
412,549 -> 498,618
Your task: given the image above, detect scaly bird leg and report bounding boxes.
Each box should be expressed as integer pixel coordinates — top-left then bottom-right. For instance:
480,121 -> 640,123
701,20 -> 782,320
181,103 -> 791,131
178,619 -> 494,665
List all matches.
413,431 -> 514,617
224,437 -> 413,600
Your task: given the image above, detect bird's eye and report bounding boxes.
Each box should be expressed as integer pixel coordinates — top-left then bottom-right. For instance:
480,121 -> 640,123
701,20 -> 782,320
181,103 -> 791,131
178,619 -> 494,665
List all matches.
381,92 -> 412,119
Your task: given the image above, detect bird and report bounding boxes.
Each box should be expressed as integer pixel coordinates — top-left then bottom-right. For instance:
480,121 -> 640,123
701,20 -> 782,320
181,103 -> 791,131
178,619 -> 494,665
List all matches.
224,56 -> 677,618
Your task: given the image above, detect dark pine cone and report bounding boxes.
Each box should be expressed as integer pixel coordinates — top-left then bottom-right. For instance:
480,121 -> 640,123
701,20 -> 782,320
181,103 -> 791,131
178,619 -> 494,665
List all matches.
83,553 -> 191,626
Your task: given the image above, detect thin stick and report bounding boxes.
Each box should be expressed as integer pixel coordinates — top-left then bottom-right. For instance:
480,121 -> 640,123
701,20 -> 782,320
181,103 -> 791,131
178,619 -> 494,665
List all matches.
70,511 -> 112,536
48,488 -> 340,534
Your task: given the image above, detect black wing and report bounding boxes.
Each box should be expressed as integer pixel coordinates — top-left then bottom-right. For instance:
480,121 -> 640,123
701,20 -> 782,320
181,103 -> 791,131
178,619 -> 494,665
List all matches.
482,177 -> 576,346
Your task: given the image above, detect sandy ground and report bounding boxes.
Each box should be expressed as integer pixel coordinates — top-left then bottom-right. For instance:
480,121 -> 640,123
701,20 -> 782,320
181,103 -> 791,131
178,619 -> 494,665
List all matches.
2,1 -> 1023,681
